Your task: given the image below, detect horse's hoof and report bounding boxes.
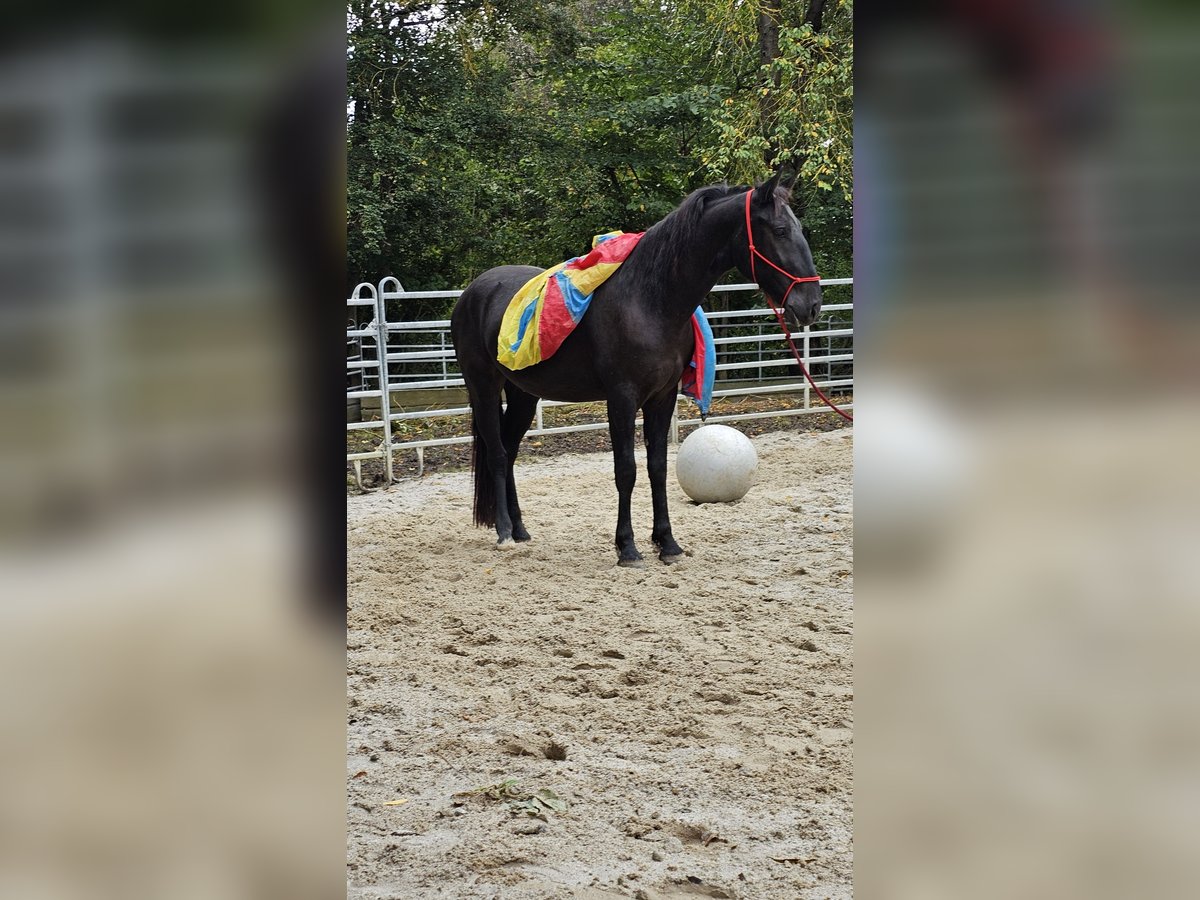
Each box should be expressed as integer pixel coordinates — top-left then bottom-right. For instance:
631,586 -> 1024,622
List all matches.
617,556 -> 646,569
659,552 -> 685,565
496,538 -> 518,551
512,525 -> 531,542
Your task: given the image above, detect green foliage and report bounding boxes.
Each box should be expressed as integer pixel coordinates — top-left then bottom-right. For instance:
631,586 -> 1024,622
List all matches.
347,0 -> 852,306
695,3 -> 853,199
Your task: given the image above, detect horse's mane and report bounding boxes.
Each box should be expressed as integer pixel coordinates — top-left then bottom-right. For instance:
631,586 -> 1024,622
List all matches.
635,184 -> 738,275
634,181 -> 792,277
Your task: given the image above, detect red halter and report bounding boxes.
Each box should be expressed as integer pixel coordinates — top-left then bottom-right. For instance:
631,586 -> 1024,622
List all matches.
744,189 -> 821,306
743,189 -> 854,423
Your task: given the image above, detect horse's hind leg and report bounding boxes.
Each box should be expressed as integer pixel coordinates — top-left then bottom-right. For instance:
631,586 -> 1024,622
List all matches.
643,386 -> 685,562
466,378 -> 517,546
501,382 -> 539,542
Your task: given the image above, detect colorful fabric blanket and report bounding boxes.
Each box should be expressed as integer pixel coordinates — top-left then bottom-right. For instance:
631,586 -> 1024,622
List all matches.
497,231 -> 716,415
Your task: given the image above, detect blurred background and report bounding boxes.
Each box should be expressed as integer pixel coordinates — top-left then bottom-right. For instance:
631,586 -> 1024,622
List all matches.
0,6 -> 345,900
5,0 -> 1200,896
855,0 -> 1200,897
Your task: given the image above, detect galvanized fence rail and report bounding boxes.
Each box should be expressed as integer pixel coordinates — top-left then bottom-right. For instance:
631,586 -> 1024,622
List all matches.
346,277 -> 853,485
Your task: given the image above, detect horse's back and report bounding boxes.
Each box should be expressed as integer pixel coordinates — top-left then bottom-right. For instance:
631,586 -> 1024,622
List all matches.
451,265 -> 543,383
455,265 -> 541,320
452,261 -> 685,403
452,265 -> 539,346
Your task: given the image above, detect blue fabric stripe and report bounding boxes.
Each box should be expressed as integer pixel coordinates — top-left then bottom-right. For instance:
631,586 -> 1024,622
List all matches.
510,297 -> 539,353
696,306 -> 716,415
555,270 -> 592,323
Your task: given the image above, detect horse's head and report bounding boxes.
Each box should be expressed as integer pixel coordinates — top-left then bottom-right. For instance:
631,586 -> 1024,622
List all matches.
739,173 -> 823,329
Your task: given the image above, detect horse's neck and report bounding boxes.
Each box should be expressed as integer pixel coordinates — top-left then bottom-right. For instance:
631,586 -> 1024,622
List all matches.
658,193 -> 745,320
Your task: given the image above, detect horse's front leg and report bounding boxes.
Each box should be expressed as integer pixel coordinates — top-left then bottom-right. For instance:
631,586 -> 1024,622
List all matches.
643,386 -> 685,562
607,390 -> 644,567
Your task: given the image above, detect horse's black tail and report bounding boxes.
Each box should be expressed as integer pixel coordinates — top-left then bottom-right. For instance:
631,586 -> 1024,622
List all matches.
471,413 -> 497,527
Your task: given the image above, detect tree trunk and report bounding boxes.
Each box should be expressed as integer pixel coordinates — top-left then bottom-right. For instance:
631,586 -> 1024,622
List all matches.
805,0 -> 827,33
757,0 -> 781,74
757,0 -> 783,166
758,0 -> 828,170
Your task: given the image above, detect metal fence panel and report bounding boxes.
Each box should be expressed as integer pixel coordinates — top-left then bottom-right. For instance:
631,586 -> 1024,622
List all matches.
347,278 -> 852,480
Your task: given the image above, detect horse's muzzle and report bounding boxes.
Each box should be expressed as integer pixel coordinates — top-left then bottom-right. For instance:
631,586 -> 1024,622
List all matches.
785,286 -> 822,330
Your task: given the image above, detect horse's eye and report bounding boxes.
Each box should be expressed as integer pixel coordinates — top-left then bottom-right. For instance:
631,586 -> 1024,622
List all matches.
773,226 -> 787,237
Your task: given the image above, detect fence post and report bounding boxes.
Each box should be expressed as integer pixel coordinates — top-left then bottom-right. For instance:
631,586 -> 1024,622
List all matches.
375,280 -> 395,484
803,327 -> 811,411
758,321 -> 764,383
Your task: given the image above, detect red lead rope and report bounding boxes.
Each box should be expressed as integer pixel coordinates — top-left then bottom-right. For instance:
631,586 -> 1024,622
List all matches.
744,190 -> 853,424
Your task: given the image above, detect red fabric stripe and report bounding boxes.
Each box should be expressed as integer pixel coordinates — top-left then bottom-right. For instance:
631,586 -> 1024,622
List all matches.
537,276 -> 575,358
564,232 -> 644,270
591,232 -> 643,264
681,314 -> 704,401
690,315 -> 705,392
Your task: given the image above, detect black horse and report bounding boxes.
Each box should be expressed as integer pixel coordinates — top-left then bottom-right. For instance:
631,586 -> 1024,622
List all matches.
450,173 -> 822,566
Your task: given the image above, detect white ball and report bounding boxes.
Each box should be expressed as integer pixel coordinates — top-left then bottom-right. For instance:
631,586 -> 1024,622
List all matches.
675,424 -> 758,503
854,384 -> 973,566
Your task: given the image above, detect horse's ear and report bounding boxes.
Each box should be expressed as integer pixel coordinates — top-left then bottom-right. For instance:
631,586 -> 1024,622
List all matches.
753,171 -> 782,206
780,170 -> 798,193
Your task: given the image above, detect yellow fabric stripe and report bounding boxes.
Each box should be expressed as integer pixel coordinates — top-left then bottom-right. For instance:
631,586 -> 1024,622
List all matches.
497,262 -> 563,370
566,260 -> 620,295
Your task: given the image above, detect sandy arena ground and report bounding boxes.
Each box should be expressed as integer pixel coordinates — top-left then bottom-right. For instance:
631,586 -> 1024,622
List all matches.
347,428 -> 853,899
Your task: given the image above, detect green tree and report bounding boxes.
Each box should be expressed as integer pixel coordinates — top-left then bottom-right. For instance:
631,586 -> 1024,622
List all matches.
345,0 -> 853,298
